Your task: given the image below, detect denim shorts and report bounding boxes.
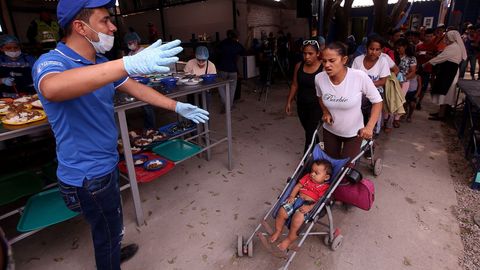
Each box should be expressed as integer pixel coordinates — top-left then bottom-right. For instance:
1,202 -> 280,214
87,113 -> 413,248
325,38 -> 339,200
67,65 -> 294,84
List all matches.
282,197 -> 306,217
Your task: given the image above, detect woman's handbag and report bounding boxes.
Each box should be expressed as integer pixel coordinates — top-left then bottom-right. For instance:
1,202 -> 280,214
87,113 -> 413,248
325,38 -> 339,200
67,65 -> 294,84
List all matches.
333,179 -> 375,211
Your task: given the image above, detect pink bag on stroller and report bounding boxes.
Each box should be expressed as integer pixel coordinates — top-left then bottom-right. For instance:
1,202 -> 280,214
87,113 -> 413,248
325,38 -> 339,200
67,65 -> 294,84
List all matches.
333,179 -> 375,210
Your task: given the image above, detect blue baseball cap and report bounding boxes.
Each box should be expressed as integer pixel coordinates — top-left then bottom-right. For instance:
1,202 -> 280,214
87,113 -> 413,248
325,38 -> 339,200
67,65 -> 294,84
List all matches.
57,0 -> 116,28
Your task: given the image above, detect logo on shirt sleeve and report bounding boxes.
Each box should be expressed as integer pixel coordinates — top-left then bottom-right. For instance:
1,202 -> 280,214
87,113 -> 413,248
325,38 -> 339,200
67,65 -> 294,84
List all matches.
36,60 -> 65,74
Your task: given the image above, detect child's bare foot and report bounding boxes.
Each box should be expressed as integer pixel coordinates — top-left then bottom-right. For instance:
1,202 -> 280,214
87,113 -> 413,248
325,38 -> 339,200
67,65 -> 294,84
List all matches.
269,232 -> 280,243
277,239 -> 292,251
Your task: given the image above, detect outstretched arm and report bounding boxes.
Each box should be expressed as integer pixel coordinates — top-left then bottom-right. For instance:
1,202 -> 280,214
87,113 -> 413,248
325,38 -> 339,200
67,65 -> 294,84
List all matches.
39,39 -> 182,102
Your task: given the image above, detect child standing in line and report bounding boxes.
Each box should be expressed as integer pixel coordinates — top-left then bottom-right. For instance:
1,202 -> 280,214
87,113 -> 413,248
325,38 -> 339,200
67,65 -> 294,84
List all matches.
405,70 -> 422,122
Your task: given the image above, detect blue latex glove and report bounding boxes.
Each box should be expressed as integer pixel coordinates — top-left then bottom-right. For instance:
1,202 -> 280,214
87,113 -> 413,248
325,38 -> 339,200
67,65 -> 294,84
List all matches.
2,77 -> 14,86
123,39 -> 183,75
175,102 -> 209,124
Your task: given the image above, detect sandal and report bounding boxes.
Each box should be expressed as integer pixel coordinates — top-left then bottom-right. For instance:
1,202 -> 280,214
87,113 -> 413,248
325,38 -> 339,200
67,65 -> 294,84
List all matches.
393,120 -> 400,128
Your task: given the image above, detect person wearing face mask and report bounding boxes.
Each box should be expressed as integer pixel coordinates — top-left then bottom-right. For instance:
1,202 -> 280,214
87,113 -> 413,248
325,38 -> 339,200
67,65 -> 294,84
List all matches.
184,46 -> 216,76
183,46 -> 216,105
32,0 -> 209,269
0,35 -> 37,98
124,28 -> 143,56
123,30 -> 158,129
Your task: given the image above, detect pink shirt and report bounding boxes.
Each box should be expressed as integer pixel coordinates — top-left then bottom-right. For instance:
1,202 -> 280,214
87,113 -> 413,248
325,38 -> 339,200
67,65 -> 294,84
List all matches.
184,59 -> 216,76
299,174 -> 329,201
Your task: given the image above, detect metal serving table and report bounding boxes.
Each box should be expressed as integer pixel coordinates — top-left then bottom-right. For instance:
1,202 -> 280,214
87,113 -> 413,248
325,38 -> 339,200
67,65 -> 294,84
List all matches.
115,79 -> 233,225
0,78 -> 234,229
455,80 -> 480,189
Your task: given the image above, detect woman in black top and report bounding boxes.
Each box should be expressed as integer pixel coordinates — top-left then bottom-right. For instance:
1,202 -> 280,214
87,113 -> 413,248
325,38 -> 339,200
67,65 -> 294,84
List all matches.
285,40 -> 323,153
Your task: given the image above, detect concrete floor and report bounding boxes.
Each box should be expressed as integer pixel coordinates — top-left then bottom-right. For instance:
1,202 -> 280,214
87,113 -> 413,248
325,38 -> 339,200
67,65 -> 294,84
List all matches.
9,80 -> 464,270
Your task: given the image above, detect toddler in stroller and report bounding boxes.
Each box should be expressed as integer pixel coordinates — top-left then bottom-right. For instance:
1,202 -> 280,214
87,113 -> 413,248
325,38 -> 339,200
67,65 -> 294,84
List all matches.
269,159 -> 332,252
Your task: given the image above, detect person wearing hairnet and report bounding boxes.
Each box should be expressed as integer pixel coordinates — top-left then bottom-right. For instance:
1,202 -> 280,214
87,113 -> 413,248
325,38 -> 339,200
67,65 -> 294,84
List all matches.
184,46 -> 216,105
184,46 -> 216,76
0,35 -> 37,97
32,0 -> 208,269
124,29 -> 157,128
124,28 -> 143,56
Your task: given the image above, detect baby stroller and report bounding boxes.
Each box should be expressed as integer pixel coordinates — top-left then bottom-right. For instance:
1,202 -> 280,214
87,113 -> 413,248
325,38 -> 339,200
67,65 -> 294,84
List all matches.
237,128 -> 376,270
361,98 -> 384,177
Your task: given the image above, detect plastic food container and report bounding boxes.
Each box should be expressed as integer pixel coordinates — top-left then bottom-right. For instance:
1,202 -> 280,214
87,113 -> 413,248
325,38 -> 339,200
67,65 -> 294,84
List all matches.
200,74 -> 217,83
143,159 -> 167,171
160,77 -> 178,89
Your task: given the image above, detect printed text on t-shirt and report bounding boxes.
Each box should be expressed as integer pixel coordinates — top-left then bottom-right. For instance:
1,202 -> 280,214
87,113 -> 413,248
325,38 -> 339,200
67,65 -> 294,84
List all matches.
323,93 -> 348,103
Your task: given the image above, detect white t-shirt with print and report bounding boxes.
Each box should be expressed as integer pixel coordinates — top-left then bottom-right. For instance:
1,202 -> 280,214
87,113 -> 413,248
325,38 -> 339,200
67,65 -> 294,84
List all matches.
381,53 -> 396,69
352,54 -> 391,82
315,68 -> 383,138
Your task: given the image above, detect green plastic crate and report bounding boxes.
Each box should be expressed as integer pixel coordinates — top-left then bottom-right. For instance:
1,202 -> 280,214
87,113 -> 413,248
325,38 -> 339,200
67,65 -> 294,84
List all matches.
152,139 -> 202,162
0,171 -> 44,206
17,188 -> 79,232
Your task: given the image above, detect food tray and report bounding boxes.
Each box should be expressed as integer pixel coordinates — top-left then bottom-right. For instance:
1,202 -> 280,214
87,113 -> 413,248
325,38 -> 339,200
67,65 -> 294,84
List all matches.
152,139 -> 202,162
17,188 -> 80,232
118,152 -> 175,183
2,110 -> 47,125
158,121 -> 196,137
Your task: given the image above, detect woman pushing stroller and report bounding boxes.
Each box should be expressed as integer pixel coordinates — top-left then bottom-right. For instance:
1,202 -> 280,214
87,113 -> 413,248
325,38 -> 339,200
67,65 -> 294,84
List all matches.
317,42 -> 383,160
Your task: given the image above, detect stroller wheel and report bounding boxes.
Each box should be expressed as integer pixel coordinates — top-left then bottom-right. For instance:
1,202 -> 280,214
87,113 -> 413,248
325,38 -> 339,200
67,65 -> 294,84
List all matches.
323,235 -> 331,246
247,240 -> 254,257
373,158 -> 383,176
237,235 -> 244,257
330,234 -> 344,251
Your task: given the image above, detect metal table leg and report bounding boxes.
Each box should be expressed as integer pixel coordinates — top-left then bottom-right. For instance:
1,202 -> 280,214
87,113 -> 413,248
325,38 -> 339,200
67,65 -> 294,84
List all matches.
194,93 -> 202,146
225,82 -> 233,170
202,90 -> 211,160
117,110 -> 144,226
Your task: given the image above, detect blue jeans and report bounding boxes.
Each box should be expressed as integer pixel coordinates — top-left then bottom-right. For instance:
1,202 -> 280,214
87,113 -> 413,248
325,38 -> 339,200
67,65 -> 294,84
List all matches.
58,169 -> 123,270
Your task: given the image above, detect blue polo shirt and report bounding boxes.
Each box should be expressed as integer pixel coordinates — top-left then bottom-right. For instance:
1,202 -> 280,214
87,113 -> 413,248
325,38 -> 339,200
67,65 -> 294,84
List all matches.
32,42 -> 128,187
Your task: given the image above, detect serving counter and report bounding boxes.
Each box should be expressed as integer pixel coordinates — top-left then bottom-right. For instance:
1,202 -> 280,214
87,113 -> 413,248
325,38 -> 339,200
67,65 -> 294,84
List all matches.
0,78 -> 234,232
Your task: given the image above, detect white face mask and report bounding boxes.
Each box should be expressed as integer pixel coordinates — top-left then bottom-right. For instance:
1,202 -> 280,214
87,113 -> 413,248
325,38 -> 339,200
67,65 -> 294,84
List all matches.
5,50 -> 21,58
127,44 -> 137,51
82,22 -> 114,54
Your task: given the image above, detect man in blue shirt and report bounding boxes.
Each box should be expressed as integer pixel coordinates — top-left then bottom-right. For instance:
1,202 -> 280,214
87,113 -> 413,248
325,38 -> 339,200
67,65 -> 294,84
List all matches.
32,0 -> 209,269
216,29 -> 244,112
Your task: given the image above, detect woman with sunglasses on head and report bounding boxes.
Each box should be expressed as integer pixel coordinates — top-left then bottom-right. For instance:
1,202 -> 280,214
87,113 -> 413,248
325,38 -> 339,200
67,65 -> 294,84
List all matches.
285,39 -> 323,153
316,42 -> 383,160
